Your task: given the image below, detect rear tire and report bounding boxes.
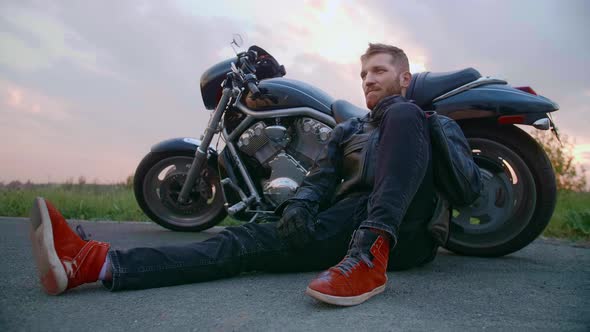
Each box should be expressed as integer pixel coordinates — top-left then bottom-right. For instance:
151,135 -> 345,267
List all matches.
445,123 -> 557,257
134,151 -> 227,232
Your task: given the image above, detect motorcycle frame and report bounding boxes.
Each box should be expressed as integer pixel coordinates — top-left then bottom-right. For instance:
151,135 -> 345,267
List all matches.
178,80 -> 337,217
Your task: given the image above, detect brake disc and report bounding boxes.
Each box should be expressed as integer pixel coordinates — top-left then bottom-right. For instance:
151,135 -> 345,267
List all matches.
160,173 -> 206,215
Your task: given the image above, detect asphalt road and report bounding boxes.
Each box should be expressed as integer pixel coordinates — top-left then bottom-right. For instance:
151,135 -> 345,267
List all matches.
1,217 -> 588,331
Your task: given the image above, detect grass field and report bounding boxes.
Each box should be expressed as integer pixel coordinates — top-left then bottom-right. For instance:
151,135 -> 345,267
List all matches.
1,182 -> 588,241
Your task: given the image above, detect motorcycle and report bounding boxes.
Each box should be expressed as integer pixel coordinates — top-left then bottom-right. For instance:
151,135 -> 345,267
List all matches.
133,40 -> 560,257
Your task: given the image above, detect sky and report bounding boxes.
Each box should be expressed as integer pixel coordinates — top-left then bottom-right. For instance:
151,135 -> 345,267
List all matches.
1,0 -> 589,184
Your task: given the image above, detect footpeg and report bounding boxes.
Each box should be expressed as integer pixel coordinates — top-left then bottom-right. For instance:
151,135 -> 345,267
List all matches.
228,201 -> 247,215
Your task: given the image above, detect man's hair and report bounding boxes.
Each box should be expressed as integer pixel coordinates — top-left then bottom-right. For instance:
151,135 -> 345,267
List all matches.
360,43 -> 409,73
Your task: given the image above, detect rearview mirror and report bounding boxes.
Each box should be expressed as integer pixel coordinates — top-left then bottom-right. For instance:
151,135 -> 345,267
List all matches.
231,34 -> 244,52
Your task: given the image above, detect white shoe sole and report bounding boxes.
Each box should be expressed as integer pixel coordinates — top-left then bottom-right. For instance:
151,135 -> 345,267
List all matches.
30,197 -> 68,295
305,283 -> 387,306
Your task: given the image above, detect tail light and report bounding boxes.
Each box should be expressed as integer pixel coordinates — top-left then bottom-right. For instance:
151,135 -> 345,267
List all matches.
515,86 -> 537,95
498,115 -> 525,125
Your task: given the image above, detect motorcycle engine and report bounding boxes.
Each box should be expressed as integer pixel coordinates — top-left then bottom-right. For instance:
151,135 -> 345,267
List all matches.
237,118 -> 332,206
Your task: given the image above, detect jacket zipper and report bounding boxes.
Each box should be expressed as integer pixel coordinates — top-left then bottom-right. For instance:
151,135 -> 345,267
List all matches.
360,128 -> 379,185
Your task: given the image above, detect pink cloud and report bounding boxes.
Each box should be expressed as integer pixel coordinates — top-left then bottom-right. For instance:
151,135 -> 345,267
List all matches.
0,80 -> 69,119
306,0 -> 326,10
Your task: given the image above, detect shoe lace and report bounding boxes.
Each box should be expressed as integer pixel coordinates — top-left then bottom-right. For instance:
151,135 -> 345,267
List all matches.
335,247 -> 374,277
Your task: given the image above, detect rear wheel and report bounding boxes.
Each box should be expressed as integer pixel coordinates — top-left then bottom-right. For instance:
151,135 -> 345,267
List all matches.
134,152 -> 227,232
445,123 -> 557,256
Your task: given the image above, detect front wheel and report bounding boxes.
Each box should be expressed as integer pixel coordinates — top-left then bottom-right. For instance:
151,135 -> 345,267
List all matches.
134,151 -> 227,231
445,123 -> 557,257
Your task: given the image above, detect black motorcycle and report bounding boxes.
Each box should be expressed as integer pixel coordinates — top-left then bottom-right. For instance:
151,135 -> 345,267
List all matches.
133,42 -> 559,257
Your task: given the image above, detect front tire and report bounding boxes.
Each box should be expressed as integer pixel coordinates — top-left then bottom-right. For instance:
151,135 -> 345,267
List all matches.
445,123 -> 557,257
134,151 -> 227,232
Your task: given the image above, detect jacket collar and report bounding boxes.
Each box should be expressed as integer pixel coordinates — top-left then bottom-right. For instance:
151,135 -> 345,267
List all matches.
369,95 -> 411,121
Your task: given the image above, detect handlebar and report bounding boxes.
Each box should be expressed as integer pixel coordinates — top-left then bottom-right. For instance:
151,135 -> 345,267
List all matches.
234,49 -> 278,101
247,81 -> 261,99
237,52 -> 261,99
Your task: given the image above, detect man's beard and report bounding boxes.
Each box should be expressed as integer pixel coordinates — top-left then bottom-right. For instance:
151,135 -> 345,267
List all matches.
368,80 -> 402,112
386,79 -> 403,98
370,81 -> 402,118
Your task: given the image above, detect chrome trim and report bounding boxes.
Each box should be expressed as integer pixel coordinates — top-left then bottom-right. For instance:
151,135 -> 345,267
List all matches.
221,178 -> 248,201
432,77 -> 508,103
245,209 -> 276,214
470,87 -> 538,97
222,128 -> 261,205
236,101 -> 336,127
178,87 -> 231,203
533,118 -> 551,130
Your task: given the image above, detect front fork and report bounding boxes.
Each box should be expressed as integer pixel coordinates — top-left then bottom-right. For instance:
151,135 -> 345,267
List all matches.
177,87 -> 234,203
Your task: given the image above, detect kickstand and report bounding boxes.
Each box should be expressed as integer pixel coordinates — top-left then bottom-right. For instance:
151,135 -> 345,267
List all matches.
248,212 -> 260,223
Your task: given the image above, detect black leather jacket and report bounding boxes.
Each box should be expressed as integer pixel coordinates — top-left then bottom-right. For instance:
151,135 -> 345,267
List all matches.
282,95 -> 412,211
279,95 -> 451,245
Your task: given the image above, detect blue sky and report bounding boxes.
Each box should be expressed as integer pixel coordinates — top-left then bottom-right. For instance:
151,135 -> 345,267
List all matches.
1,0 -> 589,183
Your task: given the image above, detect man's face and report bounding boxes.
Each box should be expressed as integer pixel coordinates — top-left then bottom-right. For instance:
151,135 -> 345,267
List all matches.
360,53 -> 409,110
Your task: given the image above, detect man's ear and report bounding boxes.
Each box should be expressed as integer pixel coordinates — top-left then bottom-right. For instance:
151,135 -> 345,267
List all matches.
399,71 -> 412,88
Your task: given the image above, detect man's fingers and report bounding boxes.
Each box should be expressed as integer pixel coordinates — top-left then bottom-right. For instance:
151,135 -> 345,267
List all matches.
276,207 -> 316,249
276,209 -> 298,238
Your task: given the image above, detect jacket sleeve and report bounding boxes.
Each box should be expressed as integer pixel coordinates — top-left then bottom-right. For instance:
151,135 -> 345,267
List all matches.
276,124 -> 345,213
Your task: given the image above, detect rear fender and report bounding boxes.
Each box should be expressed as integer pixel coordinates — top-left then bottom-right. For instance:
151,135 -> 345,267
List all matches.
433,84 -> 559,126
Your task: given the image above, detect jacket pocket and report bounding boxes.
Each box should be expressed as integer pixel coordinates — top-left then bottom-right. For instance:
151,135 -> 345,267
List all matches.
343,139 -> 365,156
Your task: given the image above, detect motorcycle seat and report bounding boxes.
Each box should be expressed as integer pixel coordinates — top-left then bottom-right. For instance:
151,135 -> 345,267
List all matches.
331,99 -> 369,123
407,68 -> 481,110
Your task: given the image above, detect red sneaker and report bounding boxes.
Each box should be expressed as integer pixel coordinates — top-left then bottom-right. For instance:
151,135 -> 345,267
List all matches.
29,197 -> 110,295
306,229 -> 390,306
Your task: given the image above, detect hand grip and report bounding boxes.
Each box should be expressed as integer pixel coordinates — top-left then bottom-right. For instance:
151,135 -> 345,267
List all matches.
248,81 -> 261,99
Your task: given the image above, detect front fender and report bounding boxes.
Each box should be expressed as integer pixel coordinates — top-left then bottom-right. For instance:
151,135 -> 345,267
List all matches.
150,137 -> 219,167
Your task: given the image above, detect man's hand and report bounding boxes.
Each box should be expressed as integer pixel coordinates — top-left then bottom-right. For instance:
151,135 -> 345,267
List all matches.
277,201 -> 318,249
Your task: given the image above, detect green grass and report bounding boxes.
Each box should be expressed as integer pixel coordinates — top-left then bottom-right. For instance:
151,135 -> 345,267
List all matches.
1,183 -> 588,241
544,191 -> 590,240
0,183 -> 148,222
0,183 -> 240,226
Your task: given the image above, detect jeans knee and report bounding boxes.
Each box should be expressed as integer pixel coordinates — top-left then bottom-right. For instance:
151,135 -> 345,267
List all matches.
381,104 -> 425,126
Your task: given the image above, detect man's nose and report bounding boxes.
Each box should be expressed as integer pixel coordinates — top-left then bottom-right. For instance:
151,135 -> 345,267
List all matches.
364,73 -> 377,87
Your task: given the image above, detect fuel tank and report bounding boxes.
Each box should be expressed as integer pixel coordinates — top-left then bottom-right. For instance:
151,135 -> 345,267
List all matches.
248,78 -> 335,114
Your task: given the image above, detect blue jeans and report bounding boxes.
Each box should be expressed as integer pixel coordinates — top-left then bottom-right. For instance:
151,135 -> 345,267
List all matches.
361,103 -> 432,244
103,106 -> 436,291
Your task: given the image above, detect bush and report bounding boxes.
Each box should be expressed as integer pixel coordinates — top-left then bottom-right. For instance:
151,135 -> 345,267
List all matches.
564,210 -> 590,237
531,130 -> 587,191
125,174 -> 134,189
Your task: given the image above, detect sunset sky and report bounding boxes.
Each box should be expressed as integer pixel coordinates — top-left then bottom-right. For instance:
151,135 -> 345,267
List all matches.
1,0 -> 589,184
